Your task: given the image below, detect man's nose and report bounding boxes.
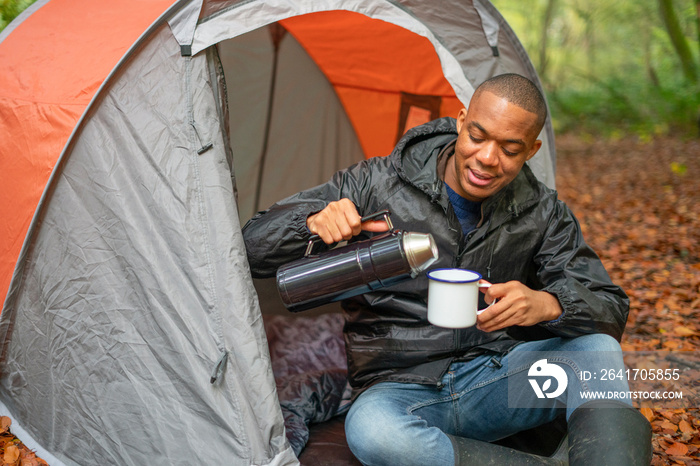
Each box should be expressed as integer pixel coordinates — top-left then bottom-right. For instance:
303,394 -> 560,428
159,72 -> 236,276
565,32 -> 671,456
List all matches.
476,141 -> 499,166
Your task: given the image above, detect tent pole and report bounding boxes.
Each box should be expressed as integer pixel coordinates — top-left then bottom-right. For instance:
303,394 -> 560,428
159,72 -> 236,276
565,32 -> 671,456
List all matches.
253,23 -> 287,213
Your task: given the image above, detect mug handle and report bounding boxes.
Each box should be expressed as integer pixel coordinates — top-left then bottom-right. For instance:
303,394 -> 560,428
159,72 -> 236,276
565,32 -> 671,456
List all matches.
476,281 -> 497,315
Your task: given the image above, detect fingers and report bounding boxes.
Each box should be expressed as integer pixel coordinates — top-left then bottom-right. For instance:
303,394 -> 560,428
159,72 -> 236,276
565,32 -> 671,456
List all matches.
361,219 -> 390,233
307,200 -> 393,244
478,279 -> 491,287
307,199 -> 361,244
476,282 -> 533,332
477,303 -> 520,332
475,282 -> 562,332
478,280 -> 497,307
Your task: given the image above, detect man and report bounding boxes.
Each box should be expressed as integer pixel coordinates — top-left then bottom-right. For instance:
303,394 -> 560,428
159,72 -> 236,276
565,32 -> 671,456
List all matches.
243,74 -> 651,465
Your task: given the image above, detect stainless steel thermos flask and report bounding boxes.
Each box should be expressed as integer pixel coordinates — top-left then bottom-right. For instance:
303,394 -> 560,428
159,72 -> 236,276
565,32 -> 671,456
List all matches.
276,211 -> 439,312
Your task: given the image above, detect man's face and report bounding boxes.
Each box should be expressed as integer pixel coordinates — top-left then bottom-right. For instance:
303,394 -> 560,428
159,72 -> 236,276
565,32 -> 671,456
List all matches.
446,91 -> 542,202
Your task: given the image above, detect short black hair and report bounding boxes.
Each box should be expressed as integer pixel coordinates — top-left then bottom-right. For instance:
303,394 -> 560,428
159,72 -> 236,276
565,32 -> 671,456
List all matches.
474,73 -> 547,133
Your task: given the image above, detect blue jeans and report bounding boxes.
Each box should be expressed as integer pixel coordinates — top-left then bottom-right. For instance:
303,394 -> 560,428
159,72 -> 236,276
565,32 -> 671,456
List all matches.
345,334 -> 631,466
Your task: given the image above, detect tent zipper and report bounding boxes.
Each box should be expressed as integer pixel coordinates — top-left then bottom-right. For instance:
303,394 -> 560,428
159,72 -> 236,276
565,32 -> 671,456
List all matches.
210,350 -> 229,384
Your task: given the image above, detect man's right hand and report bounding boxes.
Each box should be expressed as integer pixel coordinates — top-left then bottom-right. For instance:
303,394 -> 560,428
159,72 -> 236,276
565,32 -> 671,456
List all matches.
306,198 -> 390,244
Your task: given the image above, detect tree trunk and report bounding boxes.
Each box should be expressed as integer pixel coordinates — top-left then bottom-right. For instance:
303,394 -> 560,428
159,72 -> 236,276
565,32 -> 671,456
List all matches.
696,0 -> 700,65
538,0 -> 557,77
645,27 -> 661,88
658,0 -> 698,83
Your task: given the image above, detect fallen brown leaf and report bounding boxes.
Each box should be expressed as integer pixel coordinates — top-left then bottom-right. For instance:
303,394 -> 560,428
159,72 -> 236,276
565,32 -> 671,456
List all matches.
674,326 -> 697,337
641,407 -> 655,423
0,417 -> 10,434
661,411 -> 679,421
659,420 -> 679,432
4,444 -> 19,464
665,442 -> 689,457
678,419 -> 694,434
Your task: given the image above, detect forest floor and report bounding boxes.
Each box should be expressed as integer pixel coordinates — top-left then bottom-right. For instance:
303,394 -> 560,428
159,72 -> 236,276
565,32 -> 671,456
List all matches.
0,134 -> 698,464
556,134 -> 700,464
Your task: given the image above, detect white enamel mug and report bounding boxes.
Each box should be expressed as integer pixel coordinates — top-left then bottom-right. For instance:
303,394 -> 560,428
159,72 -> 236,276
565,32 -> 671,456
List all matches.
426,268 -> 494,328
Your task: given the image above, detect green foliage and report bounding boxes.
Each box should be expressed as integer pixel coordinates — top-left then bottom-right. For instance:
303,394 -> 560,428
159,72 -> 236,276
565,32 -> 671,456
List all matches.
0,0 -> 37,32
492,0 -> 700,138
671,161 -> 688,175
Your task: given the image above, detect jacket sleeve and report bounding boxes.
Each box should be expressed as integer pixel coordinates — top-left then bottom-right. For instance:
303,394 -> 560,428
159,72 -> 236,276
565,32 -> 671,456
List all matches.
535,199 -> 629,341
242,158 -> 380,278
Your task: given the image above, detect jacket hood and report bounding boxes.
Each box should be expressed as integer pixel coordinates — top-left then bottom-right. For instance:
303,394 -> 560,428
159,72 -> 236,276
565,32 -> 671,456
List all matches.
390,117 -> 457,199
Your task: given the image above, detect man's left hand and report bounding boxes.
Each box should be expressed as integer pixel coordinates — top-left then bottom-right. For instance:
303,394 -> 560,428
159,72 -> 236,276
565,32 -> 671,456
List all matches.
476,281 -> 562,332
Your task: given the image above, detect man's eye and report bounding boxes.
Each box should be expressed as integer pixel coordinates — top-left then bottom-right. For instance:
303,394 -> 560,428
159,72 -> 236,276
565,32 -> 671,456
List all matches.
469,134 -> 484,143
502,147 -> 518,156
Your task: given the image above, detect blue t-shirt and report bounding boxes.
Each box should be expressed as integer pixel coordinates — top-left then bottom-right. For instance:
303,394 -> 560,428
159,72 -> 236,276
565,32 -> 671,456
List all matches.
445,183 -> 481,235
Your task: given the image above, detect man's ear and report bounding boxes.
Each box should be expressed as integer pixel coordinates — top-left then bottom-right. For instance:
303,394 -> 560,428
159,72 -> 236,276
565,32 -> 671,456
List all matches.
456,108 -> 468,134
526,139 -> 542,161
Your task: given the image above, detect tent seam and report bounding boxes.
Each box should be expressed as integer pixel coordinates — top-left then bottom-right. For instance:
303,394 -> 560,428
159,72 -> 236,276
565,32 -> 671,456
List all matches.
196,0 -> 256,26
185,57 -> 219,313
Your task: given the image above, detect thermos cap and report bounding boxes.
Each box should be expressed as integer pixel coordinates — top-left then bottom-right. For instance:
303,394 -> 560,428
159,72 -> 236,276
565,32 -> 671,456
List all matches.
403,232 -> 439,273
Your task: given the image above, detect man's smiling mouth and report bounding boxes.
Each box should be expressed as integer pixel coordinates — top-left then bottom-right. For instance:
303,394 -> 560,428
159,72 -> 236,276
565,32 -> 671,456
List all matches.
467,168 -> 495,186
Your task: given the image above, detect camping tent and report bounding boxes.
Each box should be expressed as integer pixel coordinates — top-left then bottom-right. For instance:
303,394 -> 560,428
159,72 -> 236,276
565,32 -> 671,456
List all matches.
0,0 -> 556,464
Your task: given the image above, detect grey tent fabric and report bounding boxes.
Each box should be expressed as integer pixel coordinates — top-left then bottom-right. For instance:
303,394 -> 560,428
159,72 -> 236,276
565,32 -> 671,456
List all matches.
0,1 -> 556,464
0,21 -> 296,466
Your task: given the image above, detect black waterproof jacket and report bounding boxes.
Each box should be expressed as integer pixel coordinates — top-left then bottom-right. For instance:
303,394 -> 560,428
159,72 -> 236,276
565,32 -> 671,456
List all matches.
243,117 -> 629,396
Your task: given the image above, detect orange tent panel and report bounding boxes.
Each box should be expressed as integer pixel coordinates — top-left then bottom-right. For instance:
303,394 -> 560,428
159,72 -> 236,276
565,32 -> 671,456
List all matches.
0,0 -> 172,307
282,10 -> 464,158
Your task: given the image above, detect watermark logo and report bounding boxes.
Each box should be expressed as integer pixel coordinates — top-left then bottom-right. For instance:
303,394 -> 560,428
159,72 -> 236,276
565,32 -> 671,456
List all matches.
509,351 -> 697,409
528,359 -> 568,399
